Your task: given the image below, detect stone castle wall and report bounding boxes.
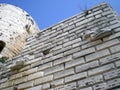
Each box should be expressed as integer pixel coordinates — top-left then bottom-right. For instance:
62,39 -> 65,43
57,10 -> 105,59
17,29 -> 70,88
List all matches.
0,2 -> 120,90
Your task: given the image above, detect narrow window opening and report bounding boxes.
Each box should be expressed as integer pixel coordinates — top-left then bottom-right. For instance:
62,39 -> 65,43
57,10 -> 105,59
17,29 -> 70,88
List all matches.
0,41 -> 6,53
43,49 -> 51,55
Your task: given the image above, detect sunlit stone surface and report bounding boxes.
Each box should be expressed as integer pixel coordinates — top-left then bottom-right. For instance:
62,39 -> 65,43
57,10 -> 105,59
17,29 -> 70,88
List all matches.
0,4 -> 39,58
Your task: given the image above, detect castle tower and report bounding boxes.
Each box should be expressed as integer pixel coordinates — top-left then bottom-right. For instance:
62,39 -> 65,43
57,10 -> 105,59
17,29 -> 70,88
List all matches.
0,4 -> 39,58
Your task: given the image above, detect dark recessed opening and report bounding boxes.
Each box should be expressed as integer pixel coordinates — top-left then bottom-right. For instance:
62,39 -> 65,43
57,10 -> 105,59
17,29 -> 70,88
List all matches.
43,49 -> 51,55
0,41 -> 6,53
25,25 -> 31,34
84,10 -> 89,16
13,86 -> 18,90
29,52 -> 34,55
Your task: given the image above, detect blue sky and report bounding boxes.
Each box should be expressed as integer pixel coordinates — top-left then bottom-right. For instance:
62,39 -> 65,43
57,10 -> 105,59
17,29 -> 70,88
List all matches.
0,0 -> 120,30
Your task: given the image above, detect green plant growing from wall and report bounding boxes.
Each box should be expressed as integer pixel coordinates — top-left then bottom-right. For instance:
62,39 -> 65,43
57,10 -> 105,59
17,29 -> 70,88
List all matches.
0,57 -> 8,63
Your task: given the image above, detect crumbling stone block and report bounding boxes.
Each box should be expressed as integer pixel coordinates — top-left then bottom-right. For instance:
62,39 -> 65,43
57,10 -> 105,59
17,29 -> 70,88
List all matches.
82,28 -> 112,41
10,60 -> 25,70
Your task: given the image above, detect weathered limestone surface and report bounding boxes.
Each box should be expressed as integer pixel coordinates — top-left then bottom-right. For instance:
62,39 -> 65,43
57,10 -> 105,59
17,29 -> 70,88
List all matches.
0,2 -> 120,90
0,4 -> 39,58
